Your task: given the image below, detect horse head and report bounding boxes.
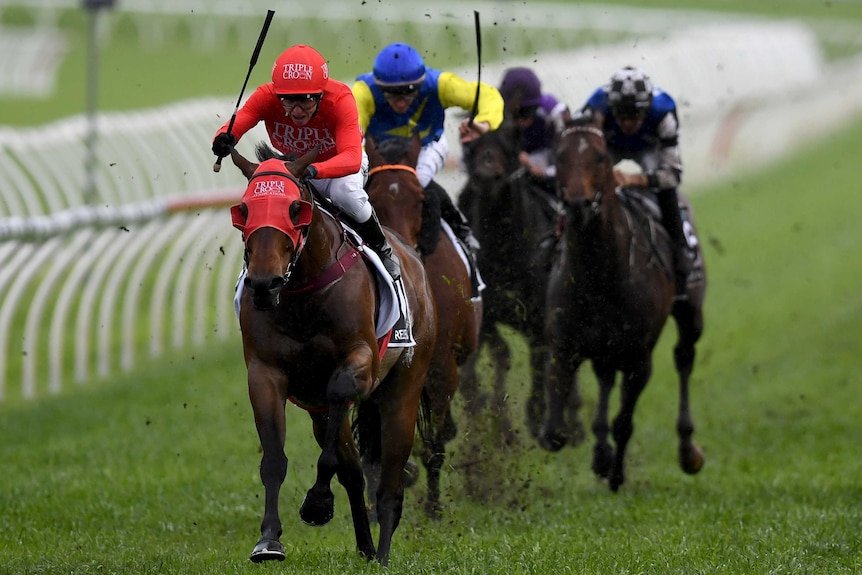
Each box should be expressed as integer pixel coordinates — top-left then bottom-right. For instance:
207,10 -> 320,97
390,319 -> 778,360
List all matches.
365,135 -> 425,246
556,116 -> 616,228
230,144 -> 318,309
461,119 -> 521,185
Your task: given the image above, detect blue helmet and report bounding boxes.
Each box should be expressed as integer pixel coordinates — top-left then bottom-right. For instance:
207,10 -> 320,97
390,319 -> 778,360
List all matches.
372,43 -> 426,89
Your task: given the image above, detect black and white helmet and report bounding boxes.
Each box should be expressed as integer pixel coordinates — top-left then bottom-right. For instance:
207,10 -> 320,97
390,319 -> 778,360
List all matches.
606,66 -> 653,116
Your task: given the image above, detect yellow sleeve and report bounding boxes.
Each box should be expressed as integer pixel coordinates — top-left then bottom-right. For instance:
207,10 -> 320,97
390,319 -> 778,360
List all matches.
437,71 -> 504,130
351,80 -> 375,135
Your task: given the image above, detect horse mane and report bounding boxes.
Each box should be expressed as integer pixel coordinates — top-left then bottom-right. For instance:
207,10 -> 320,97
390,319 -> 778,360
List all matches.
254,141 -> 299,162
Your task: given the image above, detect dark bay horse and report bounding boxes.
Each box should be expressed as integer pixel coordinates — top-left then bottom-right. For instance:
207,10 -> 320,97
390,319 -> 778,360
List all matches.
539,115 -> 706,491
458,121 -> 580,443
364,135 -> 481,518
228,144 -> 436,566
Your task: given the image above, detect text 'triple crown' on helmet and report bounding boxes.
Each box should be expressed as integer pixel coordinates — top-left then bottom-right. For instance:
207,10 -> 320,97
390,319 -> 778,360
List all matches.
373,43 -> 426,88
272,45 -> 329,96
607,66 -> 653,113
499,67 -> 542,108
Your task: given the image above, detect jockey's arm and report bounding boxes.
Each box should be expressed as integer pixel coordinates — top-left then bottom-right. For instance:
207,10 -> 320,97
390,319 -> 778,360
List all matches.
351,79 -> 375,137
436,71 -> 505,142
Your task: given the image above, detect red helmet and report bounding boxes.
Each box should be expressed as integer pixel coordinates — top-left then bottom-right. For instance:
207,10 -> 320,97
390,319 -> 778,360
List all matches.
271,45 -> 329,96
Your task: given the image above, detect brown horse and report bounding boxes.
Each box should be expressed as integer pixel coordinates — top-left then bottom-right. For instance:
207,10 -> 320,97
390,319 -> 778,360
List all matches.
227,144 -> 436,566
364,134 -> 481,518
539,115 -> 706,491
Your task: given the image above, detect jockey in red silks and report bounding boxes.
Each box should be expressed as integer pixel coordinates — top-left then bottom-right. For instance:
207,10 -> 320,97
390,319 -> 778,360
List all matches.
212,44 -> 400,281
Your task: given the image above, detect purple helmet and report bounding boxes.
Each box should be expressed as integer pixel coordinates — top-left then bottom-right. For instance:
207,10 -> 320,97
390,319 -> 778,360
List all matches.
499,67 -> 542,108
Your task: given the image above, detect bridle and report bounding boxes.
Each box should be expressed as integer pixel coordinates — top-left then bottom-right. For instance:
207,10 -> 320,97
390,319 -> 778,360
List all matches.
558,124 -> 613,215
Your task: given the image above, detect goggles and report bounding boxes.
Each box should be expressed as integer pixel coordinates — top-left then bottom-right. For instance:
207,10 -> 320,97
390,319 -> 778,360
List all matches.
381,84 -> 421,98
278,94 -> 321,112
515,105 -> 539,119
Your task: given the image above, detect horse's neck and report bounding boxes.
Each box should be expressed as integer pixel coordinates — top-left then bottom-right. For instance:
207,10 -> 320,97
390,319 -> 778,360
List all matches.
293,208 -> 344,286
565,186 -> 629,283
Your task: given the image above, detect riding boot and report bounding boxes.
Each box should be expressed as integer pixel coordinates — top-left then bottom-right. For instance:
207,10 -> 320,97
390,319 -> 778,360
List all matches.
355,210 -> 401,282
657,188 -> 692,295
427,180 -> 481,296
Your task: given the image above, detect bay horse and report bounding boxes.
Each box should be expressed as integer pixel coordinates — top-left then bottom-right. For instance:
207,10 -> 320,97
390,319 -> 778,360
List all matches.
458,120 -> 581,443
227,144 -> 436,566
364,134 -> 481,518
539,115 -> 706,491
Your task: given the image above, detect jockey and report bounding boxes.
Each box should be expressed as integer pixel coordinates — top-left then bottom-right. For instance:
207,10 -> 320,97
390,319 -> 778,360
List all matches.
581,66 -> 691,294
212,44 -> 401,281
498,67 -> 571,193
352,42 -> 504,261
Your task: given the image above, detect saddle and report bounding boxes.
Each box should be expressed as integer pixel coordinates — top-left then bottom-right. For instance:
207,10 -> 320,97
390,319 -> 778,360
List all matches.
617,187 -> 705,286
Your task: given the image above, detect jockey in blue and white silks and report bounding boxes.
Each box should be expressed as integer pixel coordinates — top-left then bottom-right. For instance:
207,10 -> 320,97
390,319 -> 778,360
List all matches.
581,66 -> 691,295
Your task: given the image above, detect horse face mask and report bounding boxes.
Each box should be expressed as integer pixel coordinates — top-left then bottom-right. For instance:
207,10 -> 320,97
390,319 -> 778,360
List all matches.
231,158 -> 313,249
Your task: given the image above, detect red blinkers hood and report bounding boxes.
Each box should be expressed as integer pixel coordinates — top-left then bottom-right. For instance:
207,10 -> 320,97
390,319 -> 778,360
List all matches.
231,158 -> 312,248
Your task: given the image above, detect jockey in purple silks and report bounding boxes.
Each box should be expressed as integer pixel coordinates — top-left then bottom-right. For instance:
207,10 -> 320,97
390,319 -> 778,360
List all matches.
498,67 -> 572,194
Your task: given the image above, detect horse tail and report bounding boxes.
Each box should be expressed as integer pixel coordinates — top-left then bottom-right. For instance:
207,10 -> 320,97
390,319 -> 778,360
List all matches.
415,386 -> 433,448
352,401 -> 382,464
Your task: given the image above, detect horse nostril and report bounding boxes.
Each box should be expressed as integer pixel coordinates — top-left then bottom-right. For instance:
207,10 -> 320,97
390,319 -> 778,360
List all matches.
268,276 -> 285,296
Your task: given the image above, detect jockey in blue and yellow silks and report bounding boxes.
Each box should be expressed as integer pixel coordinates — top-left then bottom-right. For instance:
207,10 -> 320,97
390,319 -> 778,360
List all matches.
352,43 -> 504,266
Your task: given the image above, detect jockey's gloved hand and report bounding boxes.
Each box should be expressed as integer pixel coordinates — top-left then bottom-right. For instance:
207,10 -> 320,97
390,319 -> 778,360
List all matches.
302,165 -> 318,183
212,132 -> 237,157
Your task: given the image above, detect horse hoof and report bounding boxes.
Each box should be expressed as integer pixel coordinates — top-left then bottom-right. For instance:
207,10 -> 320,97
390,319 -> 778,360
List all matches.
680,443 -> 705,475
250,539 -> 285,562
299,491 -> 334,526
591,444 -> 614,479
424,499 -> 445,520
537,427 -> 567,452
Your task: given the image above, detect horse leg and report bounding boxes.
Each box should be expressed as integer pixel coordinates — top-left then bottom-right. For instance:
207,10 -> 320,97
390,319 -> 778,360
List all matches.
590,362 -> 617,481
524,342 -> 547,439
458,332 -> 490,415
373,381 -> 424,566
672,299 -> 705,475
332,417 -> 376,559
299,408 -> 345,527
608,362 -> 652,492
488,328 -> 517,445
420,358 -> 459,519
538,349 -> 579,452
247,367 -> 288,563
300,350 -> 375,530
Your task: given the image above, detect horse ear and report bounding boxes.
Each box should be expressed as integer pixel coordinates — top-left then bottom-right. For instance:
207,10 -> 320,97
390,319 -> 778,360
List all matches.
406,132 -> 421,168
289,200 -> 313,227
230,148 -> 259,180
285,145 -> 320,178
230,203 -> 247,232
365,136 -> 385,168
499,115 -> 520,142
